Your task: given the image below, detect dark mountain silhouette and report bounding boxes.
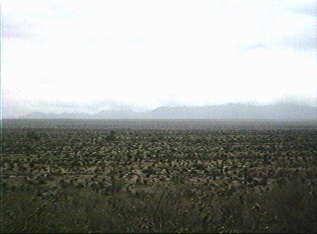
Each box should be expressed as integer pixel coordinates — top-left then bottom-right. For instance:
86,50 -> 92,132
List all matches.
93,109 -> 142,119
147,103 -> 317,120
18,103 -> 317,120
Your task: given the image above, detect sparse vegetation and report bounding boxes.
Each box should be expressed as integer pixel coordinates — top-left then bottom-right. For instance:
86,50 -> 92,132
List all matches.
1,120 -> 316,233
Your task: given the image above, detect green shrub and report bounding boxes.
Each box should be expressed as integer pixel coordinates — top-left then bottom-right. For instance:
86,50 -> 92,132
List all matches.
1,177 -> 316,233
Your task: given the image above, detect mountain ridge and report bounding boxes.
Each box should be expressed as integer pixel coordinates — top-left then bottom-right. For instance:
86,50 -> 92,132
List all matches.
17,103 -> 317,120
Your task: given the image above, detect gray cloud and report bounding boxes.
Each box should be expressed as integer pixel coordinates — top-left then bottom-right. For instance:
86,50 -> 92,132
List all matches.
157,95 -> 187,107
35,99 -> 142,113
282,30 -> 316,51
237,43 -> 267,53
239,29 -> 316,53
36,100 -> 103,113
2,96 -> 33,118
291,1 -> 317,17
37,101 -> 82,109
273,96 -> 317,107
2,19 -> 32,39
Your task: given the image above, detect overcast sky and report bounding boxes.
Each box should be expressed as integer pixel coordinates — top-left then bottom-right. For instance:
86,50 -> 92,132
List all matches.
2,0 -> 316,117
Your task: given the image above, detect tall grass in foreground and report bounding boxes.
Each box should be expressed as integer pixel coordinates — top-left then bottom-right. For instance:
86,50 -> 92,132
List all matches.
1,177 -> 316,233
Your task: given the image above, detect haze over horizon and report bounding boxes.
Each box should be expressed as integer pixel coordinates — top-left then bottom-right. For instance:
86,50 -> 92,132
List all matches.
2,0 -> 316,118
9,102 -> 316,121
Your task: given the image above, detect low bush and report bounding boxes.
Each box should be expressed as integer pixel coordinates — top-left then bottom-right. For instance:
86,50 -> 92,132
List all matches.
1,177 -> 316,233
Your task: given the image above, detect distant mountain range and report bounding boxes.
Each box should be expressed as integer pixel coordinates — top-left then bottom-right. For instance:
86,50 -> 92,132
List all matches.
19,103 -> 317,120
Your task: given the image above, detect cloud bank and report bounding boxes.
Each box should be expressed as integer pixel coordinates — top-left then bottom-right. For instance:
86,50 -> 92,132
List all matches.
2,0 -> 316,118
